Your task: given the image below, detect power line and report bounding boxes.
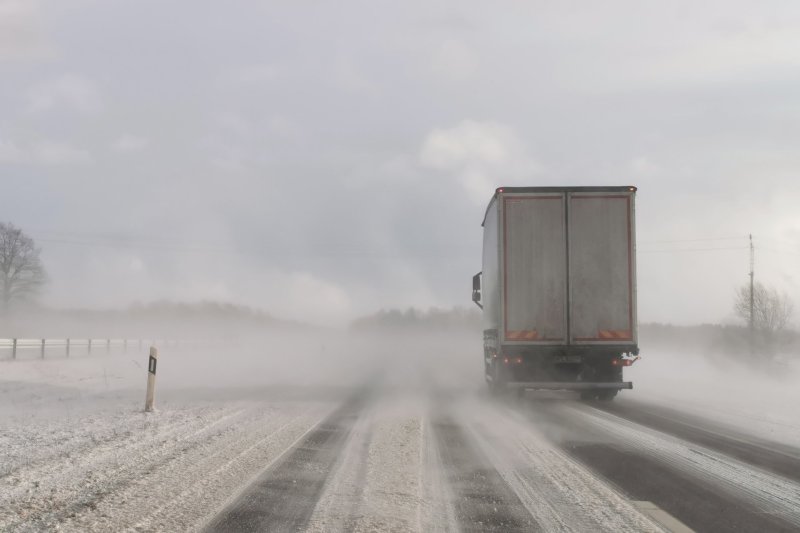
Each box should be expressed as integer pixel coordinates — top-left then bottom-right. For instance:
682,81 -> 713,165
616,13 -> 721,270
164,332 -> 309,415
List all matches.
34,236 -> 475,258
637,236 -> 748,244
758,246 -> 800,257
35,237 -> 233,254
638,246 -> 749,253
757,237 -> 800,250
24,228 -> 792,259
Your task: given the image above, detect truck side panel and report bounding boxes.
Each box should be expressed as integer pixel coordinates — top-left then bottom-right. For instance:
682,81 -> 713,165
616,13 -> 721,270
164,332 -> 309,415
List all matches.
502,194 -> 567,343
482,201 -> 501,332
568,193 -> 635,344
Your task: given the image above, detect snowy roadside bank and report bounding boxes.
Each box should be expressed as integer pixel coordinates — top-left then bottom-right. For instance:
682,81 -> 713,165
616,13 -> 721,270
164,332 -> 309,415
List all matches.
0,397 -> 333,532
625,349 -> 800,447
0,349 -> 346,532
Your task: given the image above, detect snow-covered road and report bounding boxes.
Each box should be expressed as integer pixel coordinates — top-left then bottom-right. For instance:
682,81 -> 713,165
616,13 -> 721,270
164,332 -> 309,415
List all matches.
204,386 -> 800,532
2,351 -> 800,532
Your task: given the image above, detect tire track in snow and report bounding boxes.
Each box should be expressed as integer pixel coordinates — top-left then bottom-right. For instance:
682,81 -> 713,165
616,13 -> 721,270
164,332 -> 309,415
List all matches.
304,403 -> 376,532
353,412 -> 427,532
594,400 -> 800,483
464,400 -> 664,532
204,393 -> 368,532
566,442 -> 791,533
134,402 -> 333,532
560,403 -> 800,530
432,413 -> 537,532
306,395 -> 436,532
419,413 -> 459,533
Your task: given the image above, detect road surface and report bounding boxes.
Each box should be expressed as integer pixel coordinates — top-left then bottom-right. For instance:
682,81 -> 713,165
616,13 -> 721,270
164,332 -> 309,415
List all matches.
3,383 -> 799,532
203,387 -> 800,533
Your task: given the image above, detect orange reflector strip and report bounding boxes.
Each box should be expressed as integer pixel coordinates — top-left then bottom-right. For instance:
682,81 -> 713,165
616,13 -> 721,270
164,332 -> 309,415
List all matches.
598,330 -> 632,340
506,330 -> 539,340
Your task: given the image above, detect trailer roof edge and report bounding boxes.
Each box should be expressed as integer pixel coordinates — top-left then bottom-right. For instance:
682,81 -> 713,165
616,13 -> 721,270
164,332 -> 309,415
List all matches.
481,185 -> 637,226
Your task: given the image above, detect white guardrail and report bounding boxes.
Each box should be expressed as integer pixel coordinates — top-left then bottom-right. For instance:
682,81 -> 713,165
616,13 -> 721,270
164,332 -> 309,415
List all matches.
0,338 -> 190,360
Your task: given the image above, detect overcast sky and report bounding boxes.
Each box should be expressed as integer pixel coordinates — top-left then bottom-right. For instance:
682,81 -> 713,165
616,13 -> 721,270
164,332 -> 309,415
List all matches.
2,0 -> 800,326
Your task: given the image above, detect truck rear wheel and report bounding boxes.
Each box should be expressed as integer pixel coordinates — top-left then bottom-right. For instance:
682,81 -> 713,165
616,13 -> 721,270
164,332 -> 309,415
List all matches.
581,389 -> 618,401
579,391 -> 597,401
487,362 -> 507,396
597,389 -> 618,401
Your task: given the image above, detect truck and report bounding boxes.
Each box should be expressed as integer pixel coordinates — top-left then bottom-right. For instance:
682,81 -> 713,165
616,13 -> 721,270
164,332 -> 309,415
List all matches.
472,186 -> 639,400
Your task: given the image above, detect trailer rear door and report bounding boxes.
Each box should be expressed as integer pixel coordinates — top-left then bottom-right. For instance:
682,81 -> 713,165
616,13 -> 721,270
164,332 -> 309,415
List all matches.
503,194 -> 567,343
568,192 -> 635,344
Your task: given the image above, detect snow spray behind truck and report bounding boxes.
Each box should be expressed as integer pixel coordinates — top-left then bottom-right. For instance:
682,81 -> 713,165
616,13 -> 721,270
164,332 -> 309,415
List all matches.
472,186 -> 639,400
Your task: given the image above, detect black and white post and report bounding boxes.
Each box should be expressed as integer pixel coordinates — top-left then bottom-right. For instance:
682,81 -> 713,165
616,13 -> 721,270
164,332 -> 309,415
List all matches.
144,346 -> 158,412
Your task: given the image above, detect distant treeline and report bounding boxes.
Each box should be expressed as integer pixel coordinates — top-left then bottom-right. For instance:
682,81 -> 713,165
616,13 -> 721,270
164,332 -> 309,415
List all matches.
1,300 -> 305,339
350,307 -> 481,332
640,322 -> 800,361
125,300 -> 295,326
5,301 -> 798,363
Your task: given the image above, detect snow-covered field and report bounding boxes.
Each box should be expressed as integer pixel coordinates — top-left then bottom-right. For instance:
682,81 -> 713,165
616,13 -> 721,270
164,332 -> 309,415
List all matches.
625,348 -> 800,447
1,397 -> 332,532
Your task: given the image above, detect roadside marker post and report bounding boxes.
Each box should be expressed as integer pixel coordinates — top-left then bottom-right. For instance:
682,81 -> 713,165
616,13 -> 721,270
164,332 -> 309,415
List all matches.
12,338 -> 16,360
144,346 -> 158,412
41,339 -> 45,359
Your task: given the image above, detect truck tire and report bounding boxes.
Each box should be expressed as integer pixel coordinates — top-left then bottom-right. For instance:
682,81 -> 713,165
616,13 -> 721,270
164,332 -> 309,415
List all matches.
581,387 -> 619,401
597,389 -> 618,401
579,391 -> 597,402
487,362 -> 506,397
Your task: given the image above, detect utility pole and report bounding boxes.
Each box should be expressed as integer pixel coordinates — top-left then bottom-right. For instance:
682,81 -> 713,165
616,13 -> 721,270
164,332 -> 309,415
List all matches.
749,234 -> 755,355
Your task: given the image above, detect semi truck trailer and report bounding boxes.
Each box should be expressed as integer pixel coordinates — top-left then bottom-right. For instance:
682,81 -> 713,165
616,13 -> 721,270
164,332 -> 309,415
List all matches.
472,186 -> 639,400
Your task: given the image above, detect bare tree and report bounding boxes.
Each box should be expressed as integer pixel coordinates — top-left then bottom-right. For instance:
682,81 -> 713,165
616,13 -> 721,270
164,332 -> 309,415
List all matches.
0,223 -> 46,311
734,281 -> 794,355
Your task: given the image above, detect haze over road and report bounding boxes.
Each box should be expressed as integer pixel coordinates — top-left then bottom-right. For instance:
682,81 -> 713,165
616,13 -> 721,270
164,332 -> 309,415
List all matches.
2,339 -> 799,533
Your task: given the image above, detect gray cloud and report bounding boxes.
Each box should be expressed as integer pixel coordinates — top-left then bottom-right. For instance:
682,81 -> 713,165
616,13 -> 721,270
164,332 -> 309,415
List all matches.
110,135 -> 149,154
0,0 -> 52,61
420,120 -> 539,203
27,74 -> 102,113
33,140 -> 92,164
2,1 -> 800,325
